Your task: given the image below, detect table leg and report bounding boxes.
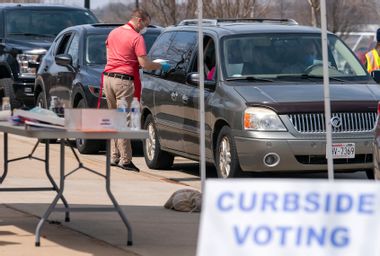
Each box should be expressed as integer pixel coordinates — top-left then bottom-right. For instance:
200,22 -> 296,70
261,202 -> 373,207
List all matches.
105,139 -> 133,246
43,141 -> 70,222
35,139 -> 66,247
0,132 -> 8,184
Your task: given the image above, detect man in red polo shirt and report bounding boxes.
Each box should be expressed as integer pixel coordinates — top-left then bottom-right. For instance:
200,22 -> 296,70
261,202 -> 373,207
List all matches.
104,9 -> 170,172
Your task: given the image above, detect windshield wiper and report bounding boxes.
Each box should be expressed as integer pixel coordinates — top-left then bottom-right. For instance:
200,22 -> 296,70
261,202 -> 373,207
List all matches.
226,76 -> 273,82
8,32 -> 56,37
276,74 -> 348,83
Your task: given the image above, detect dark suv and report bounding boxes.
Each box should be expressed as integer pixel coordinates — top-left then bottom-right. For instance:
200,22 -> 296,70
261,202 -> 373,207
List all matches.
34,24 -> 162,153
0,3 -> 98,108
141,18 -> 380,178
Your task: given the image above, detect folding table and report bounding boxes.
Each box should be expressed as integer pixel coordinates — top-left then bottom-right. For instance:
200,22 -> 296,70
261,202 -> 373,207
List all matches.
0,121 -> 148,246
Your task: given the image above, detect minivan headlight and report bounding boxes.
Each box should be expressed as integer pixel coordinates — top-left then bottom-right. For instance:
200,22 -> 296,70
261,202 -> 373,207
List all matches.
244,107 -> 287,131
17,53 -> 39,77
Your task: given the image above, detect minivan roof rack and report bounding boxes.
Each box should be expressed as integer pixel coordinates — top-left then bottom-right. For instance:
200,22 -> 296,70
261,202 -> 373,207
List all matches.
177,18 -> 298,26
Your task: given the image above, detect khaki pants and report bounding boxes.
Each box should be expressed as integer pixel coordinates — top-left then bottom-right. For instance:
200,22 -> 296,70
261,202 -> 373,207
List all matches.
103,75 -> 134,164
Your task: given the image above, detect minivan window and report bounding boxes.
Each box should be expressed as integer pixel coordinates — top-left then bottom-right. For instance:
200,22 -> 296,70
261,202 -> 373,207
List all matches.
221,33 -> 368,81
149,31 -> 174,61
165,31 -> 197,83
5,9 -> 98,38
167,31 -> 197,63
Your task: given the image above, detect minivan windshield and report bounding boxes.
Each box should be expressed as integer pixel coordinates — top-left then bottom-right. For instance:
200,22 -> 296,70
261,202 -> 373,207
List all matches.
5,9 -> 98,38
221,33 -> 369,81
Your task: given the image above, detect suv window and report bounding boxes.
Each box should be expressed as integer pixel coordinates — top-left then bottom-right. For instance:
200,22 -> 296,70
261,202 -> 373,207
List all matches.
86,34 -> 107,65
67,33 -> 80,67
55,33 -> 73,55
5,9 -> 97,37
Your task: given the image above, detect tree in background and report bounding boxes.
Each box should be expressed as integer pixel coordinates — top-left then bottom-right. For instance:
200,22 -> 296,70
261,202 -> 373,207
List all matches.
303,0 -> 378,32
138,0 -> 271,26
94,2 -> 134,23
93,0 -> 380,33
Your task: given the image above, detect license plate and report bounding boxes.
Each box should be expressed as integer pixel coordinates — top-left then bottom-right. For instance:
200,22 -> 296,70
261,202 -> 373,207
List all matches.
332,143 -> 355,159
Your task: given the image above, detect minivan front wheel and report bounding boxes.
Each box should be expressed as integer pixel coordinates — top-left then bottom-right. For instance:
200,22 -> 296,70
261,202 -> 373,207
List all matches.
215,126 -> 241,178
143,114 -> 174,169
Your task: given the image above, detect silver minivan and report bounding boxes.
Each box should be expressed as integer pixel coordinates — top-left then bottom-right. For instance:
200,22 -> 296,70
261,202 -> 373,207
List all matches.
141,19 -> 379,178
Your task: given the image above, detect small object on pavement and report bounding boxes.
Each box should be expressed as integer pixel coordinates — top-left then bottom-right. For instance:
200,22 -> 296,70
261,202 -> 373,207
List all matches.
164,188 -> 201,212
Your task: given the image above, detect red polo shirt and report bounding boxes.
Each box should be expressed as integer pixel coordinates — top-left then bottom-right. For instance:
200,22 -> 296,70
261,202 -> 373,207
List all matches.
105,25 -> 147,99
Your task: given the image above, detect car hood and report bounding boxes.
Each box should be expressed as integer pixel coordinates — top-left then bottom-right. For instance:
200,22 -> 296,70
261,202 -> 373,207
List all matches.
233,83 -> 380,113
5,38 -> 53,52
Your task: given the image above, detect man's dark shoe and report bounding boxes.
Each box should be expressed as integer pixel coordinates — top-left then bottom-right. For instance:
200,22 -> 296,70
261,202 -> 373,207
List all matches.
118,161 -> 140,172
111,158 -> 119,166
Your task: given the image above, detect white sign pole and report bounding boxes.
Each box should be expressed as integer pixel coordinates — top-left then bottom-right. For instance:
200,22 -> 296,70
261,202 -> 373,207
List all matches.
197,0 -> 206,191
320,0 -> 334,180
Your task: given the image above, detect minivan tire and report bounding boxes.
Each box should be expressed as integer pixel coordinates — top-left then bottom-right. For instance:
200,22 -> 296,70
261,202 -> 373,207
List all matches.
143,114 -> 174,169
215,126 -> 242,178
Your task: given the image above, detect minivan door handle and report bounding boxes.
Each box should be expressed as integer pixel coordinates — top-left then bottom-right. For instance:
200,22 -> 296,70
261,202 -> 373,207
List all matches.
170,91 -> 178,101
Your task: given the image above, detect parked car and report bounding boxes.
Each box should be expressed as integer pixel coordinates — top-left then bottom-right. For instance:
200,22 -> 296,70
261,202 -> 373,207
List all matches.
0,3 -> 99,108
141,18 -> 380,178
34,23 -> 162,153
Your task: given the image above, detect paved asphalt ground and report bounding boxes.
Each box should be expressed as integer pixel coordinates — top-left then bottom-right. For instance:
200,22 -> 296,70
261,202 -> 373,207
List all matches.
0,133 -> 369,256
0,134 -> 200,256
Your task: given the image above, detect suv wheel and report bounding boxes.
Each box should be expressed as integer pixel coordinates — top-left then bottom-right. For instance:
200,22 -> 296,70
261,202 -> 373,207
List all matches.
215,126 -> 241,178
0,78 -> 19,108
36,90 -> 47,108
75,98 -> 103,154
143,114 -> 174,169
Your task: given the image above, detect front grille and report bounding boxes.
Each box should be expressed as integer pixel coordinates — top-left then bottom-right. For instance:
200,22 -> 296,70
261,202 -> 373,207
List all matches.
288,112 -> 376,133
296,154 -> 373,164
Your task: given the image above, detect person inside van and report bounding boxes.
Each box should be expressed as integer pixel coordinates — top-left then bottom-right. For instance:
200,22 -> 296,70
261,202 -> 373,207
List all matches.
204,38 -> 216,80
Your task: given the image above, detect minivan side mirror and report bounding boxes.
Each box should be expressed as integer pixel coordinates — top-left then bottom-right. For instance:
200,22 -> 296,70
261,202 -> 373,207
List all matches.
186,72 -> 216,91
371,70 -> 380,83
55,54 -> 72,67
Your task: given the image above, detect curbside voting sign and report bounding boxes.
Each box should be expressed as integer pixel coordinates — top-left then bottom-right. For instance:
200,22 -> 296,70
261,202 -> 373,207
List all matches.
196,179 -> 380,256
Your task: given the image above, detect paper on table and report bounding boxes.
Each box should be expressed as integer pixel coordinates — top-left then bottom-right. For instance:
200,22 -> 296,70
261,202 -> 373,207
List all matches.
24,120 -> 66,130
153,59 -> 169,64
14,109 -> 64,126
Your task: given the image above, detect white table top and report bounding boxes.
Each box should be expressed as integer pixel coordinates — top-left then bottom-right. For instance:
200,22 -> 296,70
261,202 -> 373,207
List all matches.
0,121 -> 148,140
